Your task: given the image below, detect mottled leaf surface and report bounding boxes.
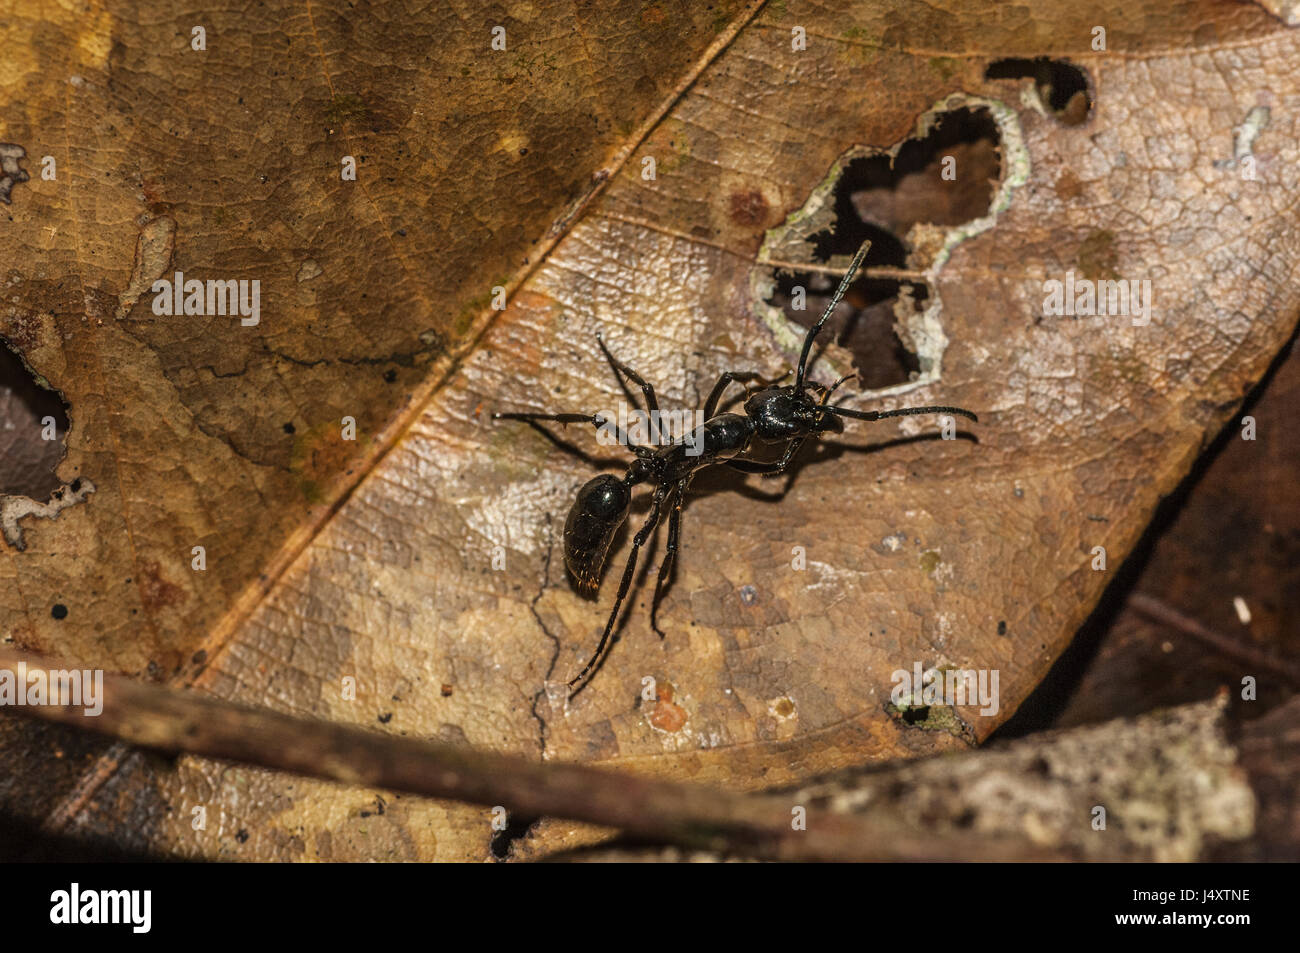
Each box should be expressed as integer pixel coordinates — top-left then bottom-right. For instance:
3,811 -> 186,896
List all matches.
5,1 -> 1299,860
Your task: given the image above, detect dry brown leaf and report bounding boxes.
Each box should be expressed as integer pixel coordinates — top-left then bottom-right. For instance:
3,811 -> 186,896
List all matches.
4,1 -> 1300,860
0,0 -> 758,848
1005,335 -> 1300,732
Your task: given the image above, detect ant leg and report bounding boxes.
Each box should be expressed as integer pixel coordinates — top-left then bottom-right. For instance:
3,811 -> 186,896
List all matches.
567,481 -> 669,696
726,437 -> 807,476
495,410 -> 656,458
702,369 -> 791,419
649,477 -> 690,638
597,334 -> 659,415
494,411 -> 604,427
494,410 -> 616,443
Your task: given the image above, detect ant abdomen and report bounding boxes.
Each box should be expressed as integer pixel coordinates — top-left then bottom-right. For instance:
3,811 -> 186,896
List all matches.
563,474 -> 631,597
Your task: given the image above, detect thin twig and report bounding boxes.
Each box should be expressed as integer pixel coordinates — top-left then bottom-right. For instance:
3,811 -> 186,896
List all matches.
1128,592 -> 1300,686
0,646 -> 1064,861
759,257 -> 929,282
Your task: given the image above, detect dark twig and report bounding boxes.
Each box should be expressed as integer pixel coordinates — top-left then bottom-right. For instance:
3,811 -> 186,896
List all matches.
1128,592 -> 1300,687
0,646 -> 1063,862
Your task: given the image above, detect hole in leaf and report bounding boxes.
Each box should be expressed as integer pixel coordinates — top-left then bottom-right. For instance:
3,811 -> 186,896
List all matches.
0,339 -> 70,499
490,813 -> 540,861
817,106 -> 1002,245
770,273 -> 925,389
767,106 -> 1001,388
901,704 -> 931,725
985,57 -> 1091,125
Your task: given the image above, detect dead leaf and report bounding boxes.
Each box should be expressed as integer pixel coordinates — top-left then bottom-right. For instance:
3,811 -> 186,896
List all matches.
1003,334 -> 1300,732
4,1 -> 1300,860
0,0 -> 760,849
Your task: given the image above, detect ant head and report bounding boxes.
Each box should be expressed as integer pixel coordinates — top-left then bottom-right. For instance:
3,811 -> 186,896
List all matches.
745,364 -> 858,441
744,386 -> 836,442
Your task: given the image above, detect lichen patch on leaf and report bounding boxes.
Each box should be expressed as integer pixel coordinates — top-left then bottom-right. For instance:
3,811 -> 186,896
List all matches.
1,478 -> 95,551
0,143 -> 28,204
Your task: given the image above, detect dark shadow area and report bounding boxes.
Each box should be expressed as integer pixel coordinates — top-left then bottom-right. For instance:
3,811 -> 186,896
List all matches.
0,338 -> 70,499
0,813 -> 179,862
985,58 -> 1092,125
490,813 -> 540,861
495,417 -> 632,473
814,106 -> 1002,246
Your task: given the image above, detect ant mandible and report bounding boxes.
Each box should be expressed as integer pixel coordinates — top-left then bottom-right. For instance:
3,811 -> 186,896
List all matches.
495,240 -> 977,696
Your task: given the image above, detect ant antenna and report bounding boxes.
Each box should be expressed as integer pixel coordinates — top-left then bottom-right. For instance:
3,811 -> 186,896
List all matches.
828,404 -> 979,423
794,239 -> 872,393
825,373 -> 858,400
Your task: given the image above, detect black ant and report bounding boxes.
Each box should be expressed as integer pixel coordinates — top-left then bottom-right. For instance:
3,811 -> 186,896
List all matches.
495,240 -> 977,696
